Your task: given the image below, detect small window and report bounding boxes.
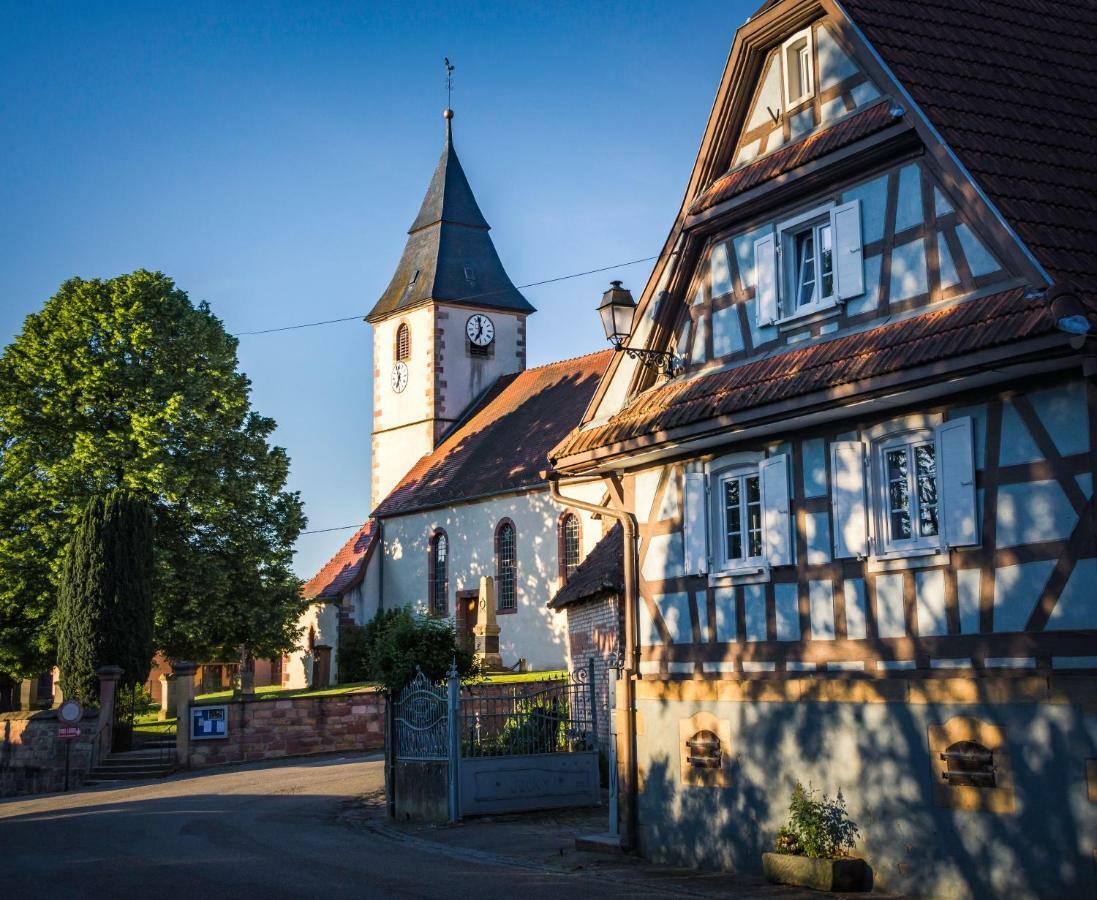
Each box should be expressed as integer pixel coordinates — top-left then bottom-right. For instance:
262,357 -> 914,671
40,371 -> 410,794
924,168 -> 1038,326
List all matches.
395,323 -> 410,361
685,730 -> 722,769
468,340 -> 492,359
463,263 -> 476,286
875,434 -> 940,554
561,513 -> 581,581
941,740 -> 996,788
496,521 -> 516,611
782,28 -> 815,109
779,210 -> 835,318
407,269 -> 419,287
720,471 -> 763,566
430,531 -> 449,616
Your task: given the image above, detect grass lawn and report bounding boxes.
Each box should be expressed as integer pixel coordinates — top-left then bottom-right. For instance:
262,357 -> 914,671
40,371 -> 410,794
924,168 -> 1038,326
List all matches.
481,669 -> 566,684
192,680 -> 379,705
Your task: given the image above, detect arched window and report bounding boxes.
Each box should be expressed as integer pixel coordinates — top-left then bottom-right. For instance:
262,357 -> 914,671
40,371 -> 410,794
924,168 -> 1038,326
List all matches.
396,323 -> 410,361
495,520 -> 516,612
560,513 -> 581,581
429,531 -> 448,616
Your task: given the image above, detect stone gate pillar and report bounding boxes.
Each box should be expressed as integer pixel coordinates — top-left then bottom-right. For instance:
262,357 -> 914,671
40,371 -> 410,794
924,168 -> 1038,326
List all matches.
171,661 -> 198,768
96,665 -> 123,755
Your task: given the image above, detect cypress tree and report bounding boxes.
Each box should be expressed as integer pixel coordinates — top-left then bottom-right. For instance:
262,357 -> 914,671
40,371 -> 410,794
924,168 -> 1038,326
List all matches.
56,490 -> 155,701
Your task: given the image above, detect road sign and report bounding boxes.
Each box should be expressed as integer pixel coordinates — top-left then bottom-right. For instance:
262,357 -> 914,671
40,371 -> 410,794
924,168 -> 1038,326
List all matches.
58,727 -> 81,740
57,698 -> 83,725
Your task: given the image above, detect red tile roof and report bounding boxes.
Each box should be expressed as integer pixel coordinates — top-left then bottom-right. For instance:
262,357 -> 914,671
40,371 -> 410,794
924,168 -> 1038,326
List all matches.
689,99 -> 903,216
553,289 -> 1068,461
840,0 -> 1097,300
547,523 -> 624,610
302,521 -> 377,600
374,350 -> 613,518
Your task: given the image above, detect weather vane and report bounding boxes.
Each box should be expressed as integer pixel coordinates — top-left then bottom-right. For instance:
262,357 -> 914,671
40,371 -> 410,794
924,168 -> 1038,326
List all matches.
444,57 -> 455,113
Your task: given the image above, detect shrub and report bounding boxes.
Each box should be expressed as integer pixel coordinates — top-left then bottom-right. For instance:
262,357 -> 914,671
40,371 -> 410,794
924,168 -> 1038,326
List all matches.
775,782 -> 860,859
360,607 -> 478,694
337,623 -> 371,684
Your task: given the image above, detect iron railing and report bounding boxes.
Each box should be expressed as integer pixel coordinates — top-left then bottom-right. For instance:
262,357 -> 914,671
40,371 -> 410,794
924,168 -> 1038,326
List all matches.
460,661 -> 600,758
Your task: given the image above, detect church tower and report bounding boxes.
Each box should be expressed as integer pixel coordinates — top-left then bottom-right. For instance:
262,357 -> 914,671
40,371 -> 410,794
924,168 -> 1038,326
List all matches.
367,109 -> 535,508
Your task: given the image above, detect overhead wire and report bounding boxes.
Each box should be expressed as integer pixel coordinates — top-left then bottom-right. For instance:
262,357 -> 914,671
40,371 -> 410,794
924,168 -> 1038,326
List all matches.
233,252 -> 663,336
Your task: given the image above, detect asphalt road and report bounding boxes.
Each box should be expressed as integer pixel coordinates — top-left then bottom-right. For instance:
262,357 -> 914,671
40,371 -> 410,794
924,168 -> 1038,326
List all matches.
0,754 -> 704,900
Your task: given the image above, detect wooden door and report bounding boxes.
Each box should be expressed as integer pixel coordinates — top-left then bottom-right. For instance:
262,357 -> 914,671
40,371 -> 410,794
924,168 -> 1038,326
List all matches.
456,590 -> 478,651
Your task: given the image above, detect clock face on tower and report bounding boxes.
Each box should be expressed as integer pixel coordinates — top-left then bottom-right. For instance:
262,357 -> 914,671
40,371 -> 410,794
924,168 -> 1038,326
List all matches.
466,314 -> 495,347
390,361 -> 408,393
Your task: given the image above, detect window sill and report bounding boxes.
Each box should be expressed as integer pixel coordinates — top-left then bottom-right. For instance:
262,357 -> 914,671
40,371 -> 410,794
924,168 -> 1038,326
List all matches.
708,565 -> 771,588
776,301 -> 840,331
867,548 -> 950,573
496,606 -> 517,616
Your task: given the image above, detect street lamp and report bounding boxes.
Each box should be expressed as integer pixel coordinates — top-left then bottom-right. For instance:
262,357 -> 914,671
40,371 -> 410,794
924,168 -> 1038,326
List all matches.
597,281 -> 684,377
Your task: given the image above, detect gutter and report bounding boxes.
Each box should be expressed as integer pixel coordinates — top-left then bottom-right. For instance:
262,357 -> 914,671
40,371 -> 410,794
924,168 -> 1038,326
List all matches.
545,470 -> 640,852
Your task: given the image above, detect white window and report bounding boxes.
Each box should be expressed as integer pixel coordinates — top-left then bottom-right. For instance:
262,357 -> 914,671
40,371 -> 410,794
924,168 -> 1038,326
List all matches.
782,28 -> 815,109
683,455 -> 792,578
829,418 -> 978,560
755,199 -> 863,326
877,434 -> 940,553
718,470 -> 764,568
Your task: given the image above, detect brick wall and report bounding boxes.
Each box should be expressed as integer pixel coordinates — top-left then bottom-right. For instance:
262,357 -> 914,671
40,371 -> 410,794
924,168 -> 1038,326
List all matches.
185,689 -> 386,769
1,709 -> 104,797
563,592 -> 623,748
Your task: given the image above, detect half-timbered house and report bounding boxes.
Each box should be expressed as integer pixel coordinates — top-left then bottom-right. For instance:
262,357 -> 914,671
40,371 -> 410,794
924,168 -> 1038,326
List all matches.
549,1 -> 1097,895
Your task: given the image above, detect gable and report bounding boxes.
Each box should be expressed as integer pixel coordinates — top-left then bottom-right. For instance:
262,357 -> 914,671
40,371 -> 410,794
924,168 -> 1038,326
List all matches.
732,19 -> 883,169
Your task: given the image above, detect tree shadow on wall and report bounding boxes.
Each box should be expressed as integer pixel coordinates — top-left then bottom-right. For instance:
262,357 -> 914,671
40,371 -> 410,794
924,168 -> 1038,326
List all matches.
642,680 -> 1096,898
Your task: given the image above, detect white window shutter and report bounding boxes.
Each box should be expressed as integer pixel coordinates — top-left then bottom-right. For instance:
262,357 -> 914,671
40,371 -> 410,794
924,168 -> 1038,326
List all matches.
936,416 -> 978,547
830,441 -> 868,558
832,199 -> 864,300
759,454 -> 792,566
754,232 -> 778,325
683,472 -> 709,575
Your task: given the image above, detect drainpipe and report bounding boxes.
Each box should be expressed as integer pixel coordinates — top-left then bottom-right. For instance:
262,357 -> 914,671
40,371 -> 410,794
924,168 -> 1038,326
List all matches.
546,470 -> 640,852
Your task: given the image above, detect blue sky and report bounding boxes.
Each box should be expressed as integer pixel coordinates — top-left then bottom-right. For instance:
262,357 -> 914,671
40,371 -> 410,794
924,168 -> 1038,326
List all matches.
0,0 -> 756,578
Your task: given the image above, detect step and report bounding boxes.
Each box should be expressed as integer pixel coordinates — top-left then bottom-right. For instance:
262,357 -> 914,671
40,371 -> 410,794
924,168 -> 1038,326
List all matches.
575,833 -> 624,854
84,770 -> 173,783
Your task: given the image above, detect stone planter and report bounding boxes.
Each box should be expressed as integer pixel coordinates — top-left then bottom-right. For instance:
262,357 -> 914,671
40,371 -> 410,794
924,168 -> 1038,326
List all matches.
763,852 -> 867,892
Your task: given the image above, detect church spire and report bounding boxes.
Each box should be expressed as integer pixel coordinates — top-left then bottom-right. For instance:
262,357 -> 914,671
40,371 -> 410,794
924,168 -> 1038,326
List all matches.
366,96 -> 534,323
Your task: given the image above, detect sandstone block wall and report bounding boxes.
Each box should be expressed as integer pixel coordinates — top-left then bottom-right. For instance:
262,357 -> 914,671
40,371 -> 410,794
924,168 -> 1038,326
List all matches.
185,689 -> 386,769
1,709 -> 102,797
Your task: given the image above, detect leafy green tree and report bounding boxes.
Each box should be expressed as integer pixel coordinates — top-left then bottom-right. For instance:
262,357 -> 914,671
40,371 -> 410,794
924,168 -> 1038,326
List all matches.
0,270 -> 306,678
56,490 -> 156,700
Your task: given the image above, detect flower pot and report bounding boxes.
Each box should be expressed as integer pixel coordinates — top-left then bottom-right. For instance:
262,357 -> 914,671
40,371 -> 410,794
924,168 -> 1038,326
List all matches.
763,851 -> 867,892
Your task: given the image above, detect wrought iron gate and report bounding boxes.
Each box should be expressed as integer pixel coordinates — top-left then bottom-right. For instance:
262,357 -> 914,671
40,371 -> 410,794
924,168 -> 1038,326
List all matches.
393,669 -> 449,761
390,663 -> 605,821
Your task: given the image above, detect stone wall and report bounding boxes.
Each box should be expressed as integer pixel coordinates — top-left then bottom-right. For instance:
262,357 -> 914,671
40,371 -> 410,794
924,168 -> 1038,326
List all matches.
183,688 -> 386,769
1,709 -> 104,797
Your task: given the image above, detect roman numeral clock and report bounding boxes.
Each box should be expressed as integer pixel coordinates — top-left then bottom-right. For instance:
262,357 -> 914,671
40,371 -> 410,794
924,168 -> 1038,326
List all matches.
466,313 -> 494,348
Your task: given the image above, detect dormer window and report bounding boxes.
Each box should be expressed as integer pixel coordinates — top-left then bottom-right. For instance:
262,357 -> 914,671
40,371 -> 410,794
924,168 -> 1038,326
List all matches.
782,28 -> 814,109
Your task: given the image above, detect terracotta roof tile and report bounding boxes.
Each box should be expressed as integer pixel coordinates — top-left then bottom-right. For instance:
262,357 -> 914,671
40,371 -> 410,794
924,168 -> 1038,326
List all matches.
840,0 -> 1097,299
302,521 -> 377,600
374,350 -> 612,518
690,99 -> 903,215
547,523 -> 624,610
553,290 -> 1066,460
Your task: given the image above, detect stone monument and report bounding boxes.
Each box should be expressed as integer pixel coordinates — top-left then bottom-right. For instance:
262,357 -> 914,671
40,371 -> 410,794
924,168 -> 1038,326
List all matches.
473,576 -> 503,671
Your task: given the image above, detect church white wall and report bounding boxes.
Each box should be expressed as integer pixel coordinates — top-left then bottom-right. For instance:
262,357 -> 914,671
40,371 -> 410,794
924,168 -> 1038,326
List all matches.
349,552 -> 382,626
372,305 -> 435,431
380,484 -> 604,671
284,600 -> 340,689
371,419 -> 434,509
435,303 -> 525,433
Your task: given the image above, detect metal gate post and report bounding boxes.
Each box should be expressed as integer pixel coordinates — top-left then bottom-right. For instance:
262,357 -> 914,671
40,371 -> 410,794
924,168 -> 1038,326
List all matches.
447,661 -> 460,823
608,666 -> 619,835
587,656 -> 598,752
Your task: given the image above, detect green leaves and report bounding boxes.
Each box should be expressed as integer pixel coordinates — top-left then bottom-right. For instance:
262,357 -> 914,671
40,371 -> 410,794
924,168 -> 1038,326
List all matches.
0,271 -> 307,676
778,782 -> 861,859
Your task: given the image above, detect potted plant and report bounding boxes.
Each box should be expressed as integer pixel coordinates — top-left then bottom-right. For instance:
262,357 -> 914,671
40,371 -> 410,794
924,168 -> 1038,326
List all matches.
763,782 -> 866,892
